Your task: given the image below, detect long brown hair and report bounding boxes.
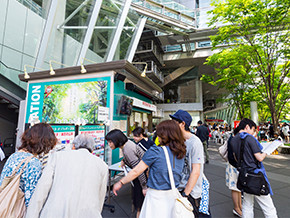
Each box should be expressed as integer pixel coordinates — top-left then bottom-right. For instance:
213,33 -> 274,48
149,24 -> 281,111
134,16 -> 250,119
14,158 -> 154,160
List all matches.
156,120 -> 186,159
19,123 -> 57,155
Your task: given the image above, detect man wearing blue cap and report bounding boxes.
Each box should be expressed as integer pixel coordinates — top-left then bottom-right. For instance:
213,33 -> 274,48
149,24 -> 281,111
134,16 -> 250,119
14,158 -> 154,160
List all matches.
170,110 -> 210,217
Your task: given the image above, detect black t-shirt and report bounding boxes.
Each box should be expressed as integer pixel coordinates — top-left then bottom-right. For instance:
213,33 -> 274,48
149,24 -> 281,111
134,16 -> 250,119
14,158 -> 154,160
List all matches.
137,138 -> 154,152
196,125 -> 209,142
231,133 -> 261,171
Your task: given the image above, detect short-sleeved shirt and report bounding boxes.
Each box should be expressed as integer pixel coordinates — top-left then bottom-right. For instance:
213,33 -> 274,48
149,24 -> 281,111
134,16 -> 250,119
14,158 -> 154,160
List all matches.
231,133 -> 261,171
137,138 -> 154,152
142,145 -> 184,190
0,152 -> 42,207
196,125 -> 209,142
122,140 -> 147,188
178,134 -> 204,199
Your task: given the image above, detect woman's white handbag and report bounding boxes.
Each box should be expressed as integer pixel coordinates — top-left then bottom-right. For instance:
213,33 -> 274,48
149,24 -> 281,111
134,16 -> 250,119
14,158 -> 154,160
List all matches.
162,146 -> 195,218
218,140 -> 228,162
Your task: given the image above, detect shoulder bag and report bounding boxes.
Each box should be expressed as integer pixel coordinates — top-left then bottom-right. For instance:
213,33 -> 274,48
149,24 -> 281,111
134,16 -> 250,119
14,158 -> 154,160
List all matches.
236,137 -> 269,196
218,140 -> 228,161
162,146 -> 194,218
0,155 -> 34,218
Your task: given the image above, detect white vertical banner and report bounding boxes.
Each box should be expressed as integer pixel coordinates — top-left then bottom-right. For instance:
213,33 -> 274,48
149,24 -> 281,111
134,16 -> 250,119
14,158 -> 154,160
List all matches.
250,101 -> 258,125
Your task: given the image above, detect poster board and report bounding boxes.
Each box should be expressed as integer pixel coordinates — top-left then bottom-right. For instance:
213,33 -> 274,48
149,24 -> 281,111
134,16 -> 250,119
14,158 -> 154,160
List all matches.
25,77 -> 110,125
79,125 -> 106,161
51,125 -> 75,145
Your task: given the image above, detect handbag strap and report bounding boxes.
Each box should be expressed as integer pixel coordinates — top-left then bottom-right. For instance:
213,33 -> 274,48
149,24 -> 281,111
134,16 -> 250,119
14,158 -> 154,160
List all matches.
11,155 -> 34,177
162,146 -> 175,190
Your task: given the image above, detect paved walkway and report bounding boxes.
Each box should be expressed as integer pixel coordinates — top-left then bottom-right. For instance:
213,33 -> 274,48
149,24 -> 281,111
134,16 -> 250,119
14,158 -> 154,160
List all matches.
1,141 -> 289,217
102,141 -> 290,218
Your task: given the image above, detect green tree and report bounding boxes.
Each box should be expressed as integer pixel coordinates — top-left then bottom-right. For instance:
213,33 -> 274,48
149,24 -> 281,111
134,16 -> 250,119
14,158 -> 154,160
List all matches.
78,81 -> 107,123
203,47 -> 256,119
42,84 -> 71,123
207,0 -> 290,131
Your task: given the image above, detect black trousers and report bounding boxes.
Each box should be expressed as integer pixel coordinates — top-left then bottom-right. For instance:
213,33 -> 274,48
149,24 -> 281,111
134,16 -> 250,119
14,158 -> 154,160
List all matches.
187,194 -> 211,218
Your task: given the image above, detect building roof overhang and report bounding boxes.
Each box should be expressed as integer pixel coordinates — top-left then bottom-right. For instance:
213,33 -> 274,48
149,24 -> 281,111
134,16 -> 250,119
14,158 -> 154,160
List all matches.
18,60 -> 163,100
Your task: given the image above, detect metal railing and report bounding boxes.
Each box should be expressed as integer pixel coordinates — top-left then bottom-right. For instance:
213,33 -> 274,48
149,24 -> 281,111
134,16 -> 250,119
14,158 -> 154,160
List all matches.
132,0 -> 195,27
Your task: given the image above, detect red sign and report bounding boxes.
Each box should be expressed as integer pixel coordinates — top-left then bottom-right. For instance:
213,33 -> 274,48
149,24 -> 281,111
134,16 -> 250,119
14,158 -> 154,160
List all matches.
45,86 -> 53,98
234,120 -> 240,128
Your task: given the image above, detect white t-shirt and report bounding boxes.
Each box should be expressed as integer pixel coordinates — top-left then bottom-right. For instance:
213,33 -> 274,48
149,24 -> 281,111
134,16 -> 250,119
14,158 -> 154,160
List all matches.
178,134 -> 204,198
282,125 -> 289,136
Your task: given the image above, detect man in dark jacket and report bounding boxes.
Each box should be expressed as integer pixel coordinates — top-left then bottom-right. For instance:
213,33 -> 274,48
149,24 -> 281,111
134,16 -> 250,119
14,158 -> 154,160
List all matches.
196,120 -> 209,163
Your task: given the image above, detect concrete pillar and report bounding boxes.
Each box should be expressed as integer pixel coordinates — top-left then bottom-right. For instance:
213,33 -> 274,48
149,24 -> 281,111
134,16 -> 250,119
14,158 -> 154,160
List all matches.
250,101 -> 258,125
16,100 -> 26,149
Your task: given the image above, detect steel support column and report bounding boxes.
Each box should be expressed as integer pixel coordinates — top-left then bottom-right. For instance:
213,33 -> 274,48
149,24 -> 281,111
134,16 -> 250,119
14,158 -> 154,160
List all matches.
77,0 -> 103,65
35,0 -> 59,68
105,0 -> 133,62
126,17 -> 147,62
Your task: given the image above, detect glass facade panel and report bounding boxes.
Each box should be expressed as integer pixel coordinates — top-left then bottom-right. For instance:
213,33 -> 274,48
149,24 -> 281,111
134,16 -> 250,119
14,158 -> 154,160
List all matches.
2,47 -> 22,71
4,0 -> 27,52
23,9 -> 45,57
1,48 -> 22,85
21,54 -> 36,68
63,32 -> 83,66
198,0 -> 211,8
198,41 -> 212,47
43,0 -> 95,67
65,0 -> 96,42
163,45 -> 182,52
17,0 -> 44,17
85,0 -> 126,62
196,7 -> 213,29
0,0 -> 8,44
114,9 -> 139,60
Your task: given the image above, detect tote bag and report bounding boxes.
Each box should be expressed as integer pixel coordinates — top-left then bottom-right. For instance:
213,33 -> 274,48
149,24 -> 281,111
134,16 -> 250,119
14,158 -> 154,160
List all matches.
162,146 -> 194,218
0,155 -> 33,218
218,140 -> 228,161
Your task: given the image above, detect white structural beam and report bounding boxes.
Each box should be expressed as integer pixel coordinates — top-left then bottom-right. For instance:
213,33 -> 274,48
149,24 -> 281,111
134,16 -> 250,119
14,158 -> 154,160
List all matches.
57,0 -> 90,29
126,17 -> 147,62
35,0 -> 59,68
105,0 -> 133,62
77,0 -> 103,65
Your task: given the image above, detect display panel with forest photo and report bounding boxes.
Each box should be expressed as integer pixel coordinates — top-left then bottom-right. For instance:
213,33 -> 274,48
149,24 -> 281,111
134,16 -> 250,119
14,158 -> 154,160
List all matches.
42,80 -> 108,124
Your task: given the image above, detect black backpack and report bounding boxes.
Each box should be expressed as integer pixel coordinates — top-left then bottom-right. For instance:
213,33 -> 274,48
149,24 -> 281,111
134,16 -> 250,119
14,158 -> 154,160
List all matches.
227,135 -> 238,168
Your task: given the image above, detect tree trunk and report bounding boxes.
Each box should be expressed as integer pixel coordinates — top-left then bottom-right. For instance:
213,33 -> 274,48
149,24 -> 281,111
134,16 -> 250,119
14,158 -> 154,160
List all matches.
269,102 -> 279,133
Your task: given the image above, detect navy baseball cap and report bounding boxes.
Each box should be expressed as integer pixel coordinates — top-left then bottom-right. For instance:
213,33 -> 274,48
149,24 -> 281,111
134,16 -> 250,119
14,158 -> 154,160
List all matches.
169,110 -> 192,127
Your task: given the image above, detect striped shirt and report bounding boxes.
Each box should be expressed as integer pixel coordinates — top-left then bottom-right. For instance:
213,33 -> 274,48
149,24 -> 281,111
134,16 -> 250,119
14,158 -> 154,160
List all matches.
122,140 -> 147,188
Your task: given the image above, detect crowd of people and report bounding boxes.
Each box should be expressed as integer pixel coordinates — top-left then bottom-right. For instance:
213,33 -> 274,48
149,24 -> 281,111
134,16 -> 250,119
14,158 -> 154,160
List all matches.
204,121 -> 290,145
0,112 -> 280,218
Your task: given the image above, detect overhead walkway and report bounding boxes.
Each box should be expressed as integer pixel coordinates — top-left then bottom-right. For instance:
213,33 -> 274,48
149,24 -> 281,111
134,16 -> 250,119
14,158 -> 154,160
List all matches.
164,46 -> 217,59
161,66 -> 195,87
131,0 -> 195,33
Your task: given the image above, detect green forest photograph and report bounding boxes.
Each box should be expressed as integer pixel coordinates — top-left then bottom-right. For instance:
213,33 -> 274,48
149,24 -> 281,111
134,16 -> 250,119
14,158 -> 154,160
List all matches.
42,80 -> 108,124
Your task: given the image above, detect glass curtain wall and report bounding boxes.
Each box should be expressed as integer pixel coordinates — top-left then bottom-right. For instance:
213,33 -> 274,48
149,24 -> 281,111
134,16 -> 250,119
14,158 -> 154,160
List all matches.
85,0 -> 127,62
40,0 -> 143,67
113,8 -> 139,60
43,0 -> 95,68
0,0 -> 48,90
